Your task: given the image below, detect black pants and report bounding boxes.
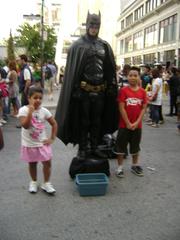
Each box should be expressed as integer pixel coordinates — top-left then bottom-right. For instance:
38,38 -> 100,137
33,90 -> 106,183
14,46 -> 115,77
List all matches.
79,91 -> 104,151
21,91 -> 29,106
170,94 -> 177,115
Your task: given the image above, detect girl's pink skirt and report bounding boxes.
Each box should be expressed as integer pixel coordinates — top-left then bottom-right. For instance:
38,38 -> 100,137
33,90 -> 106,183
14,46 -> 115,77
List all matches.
20,145 -> 52,163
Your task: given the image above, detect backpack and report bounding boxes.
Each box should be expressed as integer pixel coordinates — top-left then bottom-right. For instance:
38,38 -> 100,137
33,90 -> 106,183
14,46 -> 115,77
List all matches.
0,67 -> 8,79
19,66 -> 34,93
45,66 -> 53,79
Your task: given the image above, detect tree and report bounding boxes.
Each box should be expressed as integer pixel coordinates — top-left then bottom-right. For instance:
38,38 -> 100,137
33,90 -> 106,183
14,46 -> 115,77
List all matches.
7,30 -> 15,61
14,23 -> 57,63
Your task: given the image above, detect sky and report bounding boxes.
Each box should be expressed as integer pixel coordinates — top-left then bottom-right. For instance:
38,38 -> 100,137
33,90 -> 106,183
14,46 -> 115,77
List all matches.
0,0 -> 38,41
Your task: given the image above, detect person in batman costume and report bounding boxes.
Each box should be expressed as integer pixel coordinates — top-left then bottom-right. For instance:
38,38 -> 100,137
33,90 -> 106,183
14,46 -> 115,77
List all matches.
55,11 -> 118,159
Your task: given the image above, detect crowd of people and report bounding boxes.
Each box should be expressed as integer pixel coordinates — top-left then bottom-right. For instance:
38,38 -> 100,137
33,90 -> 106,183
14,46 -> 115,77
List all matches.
0,11 -> 180,195
0,55 -> 61,128
117,63 -> 180,131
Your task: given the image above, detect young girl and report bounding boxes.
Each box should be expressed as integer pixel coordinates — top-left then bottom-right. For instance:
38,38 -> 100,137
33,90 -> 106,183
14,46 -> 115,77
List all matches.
18,86 -> 57,194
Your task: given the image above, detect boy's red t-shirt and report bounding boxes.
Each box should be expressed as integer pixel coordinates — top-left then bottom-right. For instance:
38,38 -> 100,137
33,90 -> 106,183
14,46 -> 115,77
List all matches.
118,86 -> 147,128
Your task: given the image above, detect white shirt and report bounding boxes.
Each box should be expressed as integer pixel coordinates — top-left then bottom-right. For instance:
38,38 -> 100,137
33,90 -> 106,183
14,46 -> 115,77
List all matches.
18,106 -> 52,147
24,68 -> 31,81
151,77 -> 163,106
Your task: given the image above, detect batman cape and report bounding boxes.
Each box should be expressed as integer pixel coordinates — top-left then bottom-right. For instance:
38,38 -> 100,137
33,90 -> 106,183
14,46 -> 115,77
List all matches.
55,35 -> 118,145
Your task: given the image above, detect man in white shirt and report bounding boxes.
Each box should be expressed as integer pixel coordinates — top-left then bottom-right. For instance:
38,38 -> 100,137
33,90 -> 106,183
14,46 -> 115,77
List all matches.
18,54 -> 33,106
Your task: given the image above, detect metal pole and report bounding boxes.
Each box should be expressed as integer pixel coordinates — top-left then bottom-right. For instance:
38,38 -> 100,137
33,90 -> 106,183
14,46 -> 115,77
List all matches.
41,0 -> 44,87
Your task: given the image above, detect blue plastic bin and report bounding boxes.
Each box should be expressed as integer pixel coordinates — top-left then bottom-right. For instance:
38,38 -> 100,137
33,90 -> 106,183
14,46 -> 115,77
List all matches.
75,173 -> 109,196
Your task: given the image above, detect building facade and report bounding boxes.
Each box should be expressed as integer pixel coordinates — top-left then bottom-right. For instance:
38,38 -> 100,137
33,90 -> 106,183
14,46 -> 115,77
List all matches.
116,0 -> 180,67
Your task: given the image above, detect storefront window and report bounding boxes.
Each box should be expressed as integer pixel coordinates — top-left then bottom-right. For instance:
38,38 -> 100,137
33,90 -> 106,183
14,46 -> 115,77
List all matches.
163,50 -> 175,63
124,57 -> 131,65
144,53 -> 155,64
133,56 -> 142,65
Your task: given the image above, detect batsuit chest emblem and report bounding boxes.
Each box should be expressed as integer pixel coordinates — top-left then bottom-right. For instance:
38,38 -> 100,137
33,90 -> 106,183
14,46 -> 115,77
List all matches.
97,49 -> 105,56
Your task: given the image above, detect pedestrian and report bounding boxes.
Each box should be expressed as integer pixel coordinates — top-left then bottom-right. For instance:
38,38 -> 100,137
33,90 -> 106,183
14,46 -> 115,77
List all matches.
55,11 -> 118,159
59,65 -> 65,84
115,66 -> 147,178
148,68 -> 163,128
18,86 -> 57,194
7,60 -> 20,117
0,68 -> 8,126
166,67 -> 178,116
44,61 -> 57,101
18,54 -> 34,106
118,64 -> 131,88
176,68 -> 180,133
141,65 -> 152,89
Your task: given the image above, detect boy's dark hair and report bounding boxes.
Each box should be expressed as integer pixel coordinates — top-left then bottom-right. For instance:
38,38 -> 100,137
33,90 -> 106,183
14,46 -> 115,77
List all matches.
129,66 -> 140,75
28,86 -> 43,97
151,68 -> 160,78
19,54 -> 28,62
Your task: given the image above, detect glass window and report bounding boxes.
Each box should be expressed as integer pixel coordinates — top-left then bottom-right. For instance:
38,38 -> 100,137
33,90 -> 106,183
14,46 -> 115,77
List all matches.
144,53 -> 155,64
134,5 -> 144,21
164,50 -> 175,63
125,36 -> 133,53
121,20 -> 125,30
146,0 -> 158,13
133,31 -> 143,50
133,56 -> 142,65
146,0 -> 151,13
160,0 -> 168,3
120,39 -> 124,54
126,14 -> 133,27
124,57 -> 131,65
144,24 -> 157,47
159,14 -> 177,43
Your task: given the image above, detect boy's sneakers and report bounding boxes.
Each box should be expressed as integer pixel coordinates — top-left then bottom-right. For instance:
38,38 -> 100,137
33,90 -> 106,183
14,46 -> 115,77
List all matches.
131,166 -> 144,176
151,123 -> 159,128
0,119 -> 7,124
147,121 -> 153,126
29,181 -> 38,193
116,168 -> 125,178
41,182 -> 56,194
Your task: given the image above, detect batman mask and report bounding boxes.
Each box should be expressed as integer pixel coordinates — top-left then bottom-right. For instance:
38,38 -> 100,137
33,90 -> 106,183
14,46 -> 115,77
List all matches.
86,11 -> 101,36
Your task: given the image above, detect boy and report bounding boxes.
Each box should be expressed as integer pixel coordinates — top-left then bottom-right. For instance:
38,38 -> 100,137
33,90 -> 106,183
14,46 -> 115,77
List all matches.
115,66 -> 147,177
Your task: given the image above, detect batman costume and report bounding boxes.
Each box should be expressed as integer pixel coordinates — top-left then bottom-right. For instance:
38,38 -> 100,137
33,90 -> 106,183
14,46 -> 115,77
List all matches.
55,12 -> 118,158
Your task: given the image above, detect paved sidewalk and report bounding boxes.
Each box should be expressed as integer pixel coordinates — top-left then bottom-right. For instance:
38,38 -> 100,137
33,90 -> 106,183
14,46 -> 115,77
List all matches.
0,91 -> 180,240
42,85 -> 61,110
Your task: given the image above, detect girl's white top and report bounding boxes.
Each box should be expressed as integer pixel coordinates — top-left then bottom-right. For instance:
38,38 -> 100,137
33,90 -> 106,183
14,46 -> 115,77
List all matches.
18,106 -> 52,147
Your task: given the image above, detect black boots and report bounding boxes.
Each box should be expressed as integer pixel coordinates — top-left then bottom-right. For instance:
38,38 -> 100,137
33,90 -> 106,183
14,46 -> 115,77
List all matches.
91,148 -> 107,159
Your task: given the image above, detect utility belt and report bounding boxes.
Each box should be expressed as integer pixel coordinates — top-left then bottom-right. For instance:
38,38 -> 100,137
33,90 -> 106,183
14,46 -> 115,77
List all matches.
80,81 -> 105,93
